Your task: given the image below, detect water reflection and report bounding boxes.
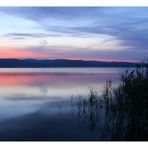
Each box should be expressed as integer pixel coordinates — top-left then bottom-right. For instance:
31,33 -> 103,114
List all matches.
0,68 -> 122,140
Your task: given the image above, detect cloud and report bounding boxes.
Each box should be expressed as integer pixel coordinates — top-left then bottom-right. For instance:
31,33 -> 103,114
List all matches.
0,44 -> 146,62
0,7 -> 103,21
40,40 -> 48,46
4,33 -> 61,39
0,7 -> 148,61
22,45 -> 146,62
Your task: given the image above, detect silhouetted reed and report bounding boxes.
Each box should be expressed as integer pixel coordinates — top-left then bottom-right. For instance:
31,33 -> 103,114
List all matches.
72,63 -> 148,140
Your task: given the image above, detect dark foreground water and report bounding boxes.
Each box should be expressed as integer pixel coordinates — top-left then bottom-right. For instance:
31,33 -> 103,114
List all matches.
0,68 -> 127,141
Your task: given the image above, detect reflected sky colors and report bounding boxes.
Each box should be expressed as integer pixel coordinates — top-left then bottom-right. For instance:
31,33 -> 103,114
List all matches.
0,68 -> 122,140
0,68 -> 120,98
0,68 -> 120,104
0,7 -> 148,62
0,68 -> 134,141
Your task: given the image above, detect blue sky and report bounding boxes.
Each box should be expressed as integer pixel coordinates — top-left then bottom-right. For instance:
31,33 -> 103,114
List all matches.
0,7 -> 148,62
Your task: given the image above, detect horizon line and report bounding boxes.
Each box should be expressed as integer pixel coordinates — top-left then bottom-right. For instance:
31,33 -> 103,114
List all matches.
0,58 -> 142,63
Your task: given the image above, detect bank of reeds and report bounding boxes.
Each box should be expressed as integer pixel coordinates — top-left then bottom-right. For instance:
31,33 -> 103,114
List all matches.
72,64 -> 148,140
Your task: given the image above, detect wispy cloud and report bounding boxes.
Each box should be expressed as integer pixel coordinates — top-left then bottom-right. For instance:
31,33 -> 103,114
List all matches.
4,33 -> 61,39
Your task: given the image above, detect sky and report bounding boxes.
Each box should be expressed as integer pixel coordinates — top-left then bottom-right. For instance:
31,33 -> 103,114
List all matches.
0,7 -> 148,62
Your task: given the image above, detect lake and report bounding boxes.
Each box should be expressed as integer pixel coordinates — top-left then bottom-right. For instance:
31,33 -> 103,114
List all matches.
0,68 -> 129,141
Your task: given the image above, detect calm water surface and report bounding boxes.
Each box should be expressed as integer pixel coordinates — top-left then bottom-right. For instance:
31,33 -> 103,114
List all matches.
0,68 -> 129,140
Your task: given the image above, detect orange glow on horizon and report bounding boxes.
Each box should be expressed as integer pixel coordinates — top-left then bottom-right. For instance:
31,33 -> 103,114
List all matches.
0,51 -> 49,59
0,47 -> 140,63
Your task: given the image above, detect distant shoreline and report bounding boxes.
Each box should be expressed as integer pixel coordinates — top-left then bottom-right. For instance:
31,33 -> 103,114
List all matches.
0,66 -> 137,68
0,59 -> 140,68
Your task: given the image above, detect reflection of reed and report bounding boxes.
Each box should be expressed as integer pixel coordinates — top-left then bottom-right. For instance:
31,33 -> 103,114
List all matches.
71,89 -> 102,131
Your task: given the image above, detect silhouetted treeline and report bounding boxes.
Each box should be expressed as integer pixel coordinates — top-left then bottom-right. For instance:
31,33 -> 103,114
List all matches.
0,59 -> 138,67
